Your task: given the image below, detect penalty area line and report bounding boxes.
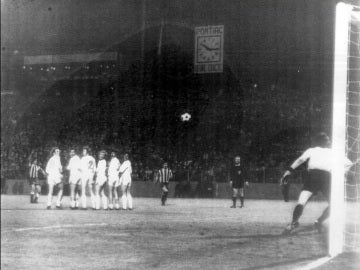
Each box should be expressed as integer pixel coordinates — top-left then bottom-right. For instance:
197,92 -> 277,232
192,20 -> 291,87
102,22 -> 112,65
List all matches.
1,223 -> 108,233
294,256 -> 332,270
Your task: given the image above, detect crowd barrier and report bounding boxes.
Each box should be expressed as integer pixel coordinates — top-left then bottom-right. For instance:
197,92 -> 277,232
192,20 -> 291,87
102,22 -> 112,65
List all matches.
1,179 -> 328,201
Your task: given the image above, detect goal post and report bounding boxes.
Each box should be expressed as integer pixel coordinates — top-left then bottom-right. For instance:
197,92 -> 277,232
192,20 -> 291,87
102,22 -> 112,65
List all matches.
330,2 -> 360,257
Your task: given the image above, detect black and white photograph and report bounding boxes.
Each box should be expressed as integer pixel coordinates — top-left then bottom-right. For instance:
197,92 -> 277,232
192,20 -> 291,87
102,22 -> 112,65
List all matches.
1,0 -> 359,269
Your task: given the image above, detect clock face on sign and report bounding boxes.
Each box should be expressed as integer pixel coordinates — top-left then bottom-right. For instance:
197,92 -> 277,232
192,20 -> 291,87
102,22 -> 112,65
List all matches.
197,36 -> 221,63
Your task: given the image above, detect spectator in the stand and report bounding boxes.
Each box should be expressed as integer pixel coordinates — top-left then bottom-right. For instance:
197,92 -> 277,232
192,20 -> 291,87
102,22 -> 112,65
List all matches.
144,166 -> 153,181
45,147 -> 63,209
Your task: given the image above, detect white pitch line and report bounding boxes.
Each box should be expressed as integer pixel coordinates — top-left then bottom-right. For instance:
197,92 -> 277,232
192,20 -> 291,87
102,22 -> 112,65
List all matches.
295,256 -> 332,270
2,223 -> 108,233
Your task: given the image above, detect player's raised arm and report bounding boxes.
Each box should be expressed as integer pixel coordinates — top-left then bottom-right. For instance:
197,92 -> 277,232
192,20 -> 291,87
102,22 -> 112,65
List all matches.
280,150 -> 311,185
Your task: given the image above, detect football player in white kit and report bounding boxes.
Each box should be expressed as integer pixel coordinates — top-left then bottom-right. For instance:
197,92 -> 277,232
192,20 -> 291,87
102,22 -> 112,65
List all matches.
280,133 -> 353,233
119,153 -> 133,210
108,151 -> 121,210
80,147 -> 96,210
95,150 -> 108,210
45,147 -> 64,209
67,149 -> 81,209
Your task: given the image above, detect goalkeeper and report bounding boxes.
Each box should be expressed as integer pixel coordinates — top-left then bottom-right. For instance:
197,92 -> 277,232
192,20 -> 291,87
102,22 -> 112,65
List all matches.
280,133 -> 352,233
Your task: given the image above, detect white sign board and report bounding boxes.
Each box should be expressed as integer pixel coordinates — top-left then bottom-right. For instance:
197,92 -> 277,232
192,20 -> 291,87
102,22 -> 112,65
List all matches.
194,25 -> 224,73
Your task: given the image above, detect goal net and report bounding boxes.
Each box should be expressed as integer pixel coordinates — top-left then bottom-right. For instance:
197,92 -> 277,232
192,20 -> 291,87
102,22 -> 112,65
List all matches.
330,3 -> 360,256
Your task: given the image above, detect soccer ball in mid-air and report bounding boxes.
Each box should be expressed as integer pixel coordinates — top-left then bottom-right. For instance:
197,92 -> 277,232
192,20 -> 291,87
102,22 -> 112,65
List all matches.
180,113 -> 191,122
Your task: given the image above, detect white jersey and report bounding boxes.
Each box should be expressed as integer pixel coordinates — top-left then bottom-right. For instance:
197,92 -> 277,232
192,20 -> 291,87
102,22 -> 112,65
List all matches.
108,157 -> 120,177
96,159 -> 107,185
80,155 -> 96,175
119,160 -> 132,185
295,147 -> 352,172
46,155 -> 62,184
67,155 -> 81,183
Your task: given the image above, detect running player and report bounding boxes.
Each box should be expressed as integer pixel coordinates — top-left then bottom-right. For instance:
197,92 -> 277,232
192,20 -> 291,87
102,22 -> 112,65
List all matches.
67,149 -> 81,209
80,146 -> 96,210
119,153 -> 133,210
229,156 -> 249,208
45,147 -> 64,209
28,158 -> 46,203
280,133 -> 353,233
108,151 -> 121,210
156,162 -> 173,206
95,150 -> 108,210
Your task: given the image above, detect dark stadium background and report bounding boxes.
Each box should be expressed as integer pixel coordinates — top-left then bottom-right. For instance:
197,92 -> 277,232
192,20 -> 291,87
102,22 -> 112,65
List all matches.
1,0 -> 358,181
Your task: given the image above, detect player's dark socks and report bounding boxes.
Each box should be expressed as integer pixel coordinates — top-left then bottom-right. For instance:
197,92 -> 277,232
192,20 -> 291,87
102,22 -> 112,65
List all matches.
34,197 -> 38,203
317,206 -> 329,224
240,197 -> 244,207
231,197 -> 236,207
292,204 -> 304,224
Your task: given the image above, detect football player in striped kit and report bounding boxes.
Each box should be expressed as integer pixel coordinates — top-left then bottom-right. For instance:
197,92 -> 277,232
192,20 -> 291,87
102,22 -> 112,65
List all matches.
119,153 -> 133,210
108,151 -> 121,210
28,158 -> 46,203
95,150 -> 108,210
67,149 -> 81,209
156,162 -> 173,206
280,133 -> 353,233
45,147 -> 64,209
80,147 -> 96,210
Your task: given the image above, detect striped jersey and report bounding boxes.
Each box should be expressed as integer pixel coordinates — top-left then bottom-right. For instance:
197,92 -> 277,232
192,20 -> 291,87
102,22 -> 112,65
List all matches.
158,168 -> 173,183
29,164 -> 42,179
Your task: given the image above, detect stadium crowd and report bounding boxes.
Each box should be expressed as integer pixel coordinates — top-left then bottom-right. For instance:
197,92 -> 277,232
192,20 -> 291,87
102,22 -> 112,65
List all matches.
1,81 -> 325,187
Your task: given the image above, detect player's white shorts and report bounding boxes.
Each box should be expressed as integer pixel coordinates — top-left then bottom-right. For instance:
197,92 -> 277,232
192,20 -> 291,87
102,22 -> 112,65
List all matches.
120,178 -> 131,187
96,175 -> 107,186
47,175 -> 62,185
81,173 -> 95,185
108,175 -> 119,187
69,172 -> 81,185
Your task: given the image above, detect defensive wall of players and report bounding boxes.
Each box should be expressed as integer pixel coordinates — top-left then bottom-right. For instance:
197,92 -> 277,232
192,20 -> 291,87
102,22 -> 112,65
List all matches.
2,179 -> 329,201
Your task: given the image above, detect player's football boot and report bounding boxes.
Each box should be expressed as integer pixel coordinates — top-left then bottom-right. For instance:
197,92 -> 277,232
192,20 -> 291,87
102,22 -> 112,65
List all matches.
56,205 -> 63,210
314,221 -> 323,233
46,205 -> 51,210
30,194 -> 34,203
230,205 -> 236,208
283,222 -> 299,234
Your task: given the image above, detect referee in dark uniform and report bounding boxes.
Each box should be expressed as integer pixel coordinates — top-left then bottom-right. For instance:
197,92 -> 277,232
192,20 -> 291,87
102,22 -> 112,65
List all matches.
156,162 -> 173,206
229,156 -> 249,208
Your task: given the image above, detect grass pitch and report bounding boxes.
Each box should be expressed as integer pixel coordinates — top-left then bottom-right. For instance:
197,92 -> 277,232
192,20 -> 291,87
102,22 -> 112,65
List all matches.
1,195 -> 356,270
